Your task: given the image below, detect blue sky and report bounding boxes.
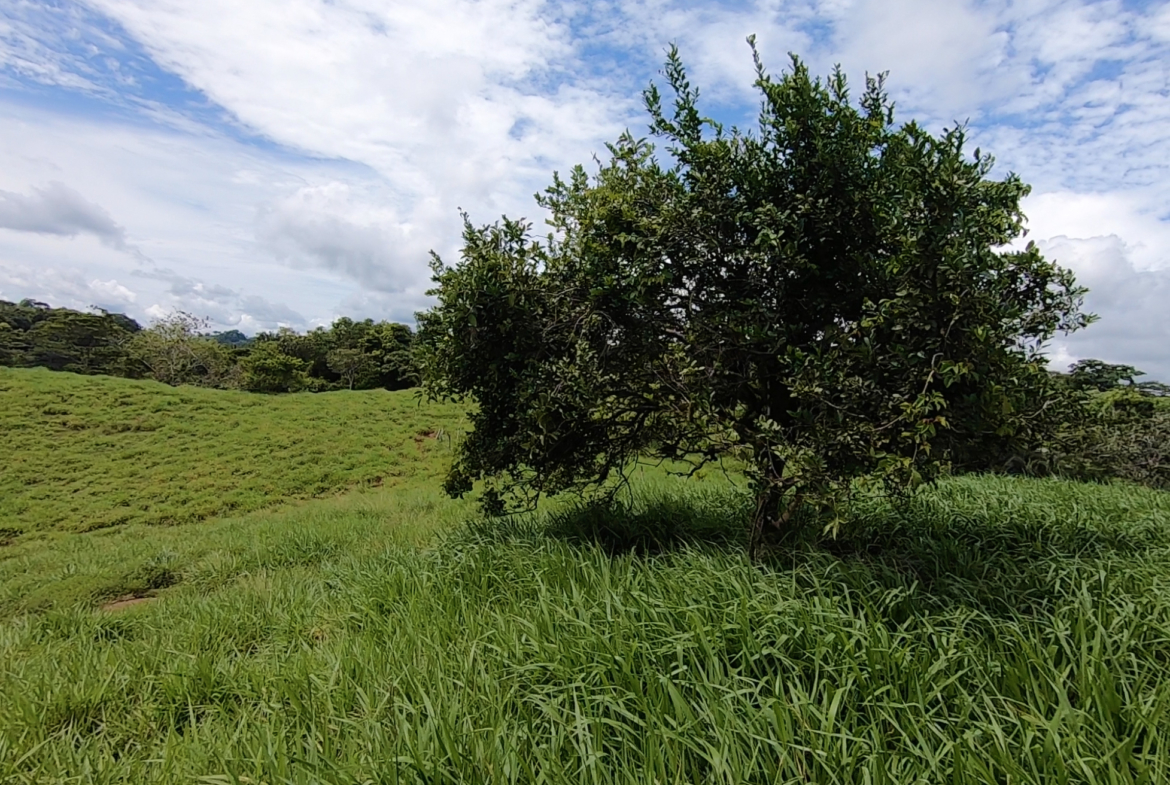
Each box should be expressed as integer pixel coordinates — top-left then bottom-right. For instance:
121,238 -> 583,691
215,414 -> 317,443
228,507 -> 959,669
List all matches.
1,0 -> 1169,377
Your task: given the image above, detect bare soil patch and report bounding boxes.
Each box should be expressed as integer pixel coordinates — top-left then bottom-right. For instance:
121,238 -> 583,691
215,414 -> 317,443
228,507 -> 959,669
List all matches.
99,594 -> 156,612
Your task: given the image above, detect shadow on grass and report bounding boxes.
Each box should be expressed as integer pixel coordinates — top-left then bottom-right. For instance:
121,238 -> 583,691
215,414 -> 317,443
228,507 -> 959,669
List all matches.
542,488 -> 753,556
466,480 -> 1170,619
809,503 -> 1166,619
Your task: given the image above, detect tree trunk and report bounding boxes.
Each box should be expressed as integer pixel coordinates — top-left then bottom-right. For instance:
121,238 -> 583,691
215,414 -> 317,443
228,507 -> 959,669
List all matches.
748,479 -> 803,560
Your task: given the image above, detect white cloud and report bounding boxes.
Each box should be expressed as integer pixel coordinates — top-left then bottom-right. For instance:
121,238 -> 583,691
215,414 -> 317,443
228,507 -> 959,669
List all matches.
0,0 -> 634,331
0,0 -> 1167,381
84,0 -> 627,204
1041,234 -> 1170,380
1023,191 -> 1170,272
89,277 -> 136,305
255,182 -> 423,294
0,101 -> 366,331
825,0 -> 1010,114
0,262 -> 140,314
0,181 -> 130,248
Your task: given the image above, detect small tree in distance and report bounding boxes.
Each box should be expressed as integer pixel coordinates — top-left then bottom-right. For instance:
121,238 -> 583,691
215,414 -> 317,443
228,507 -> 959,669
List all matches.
241,340 -> 309,393
415,43 -> 1093,552
327,347 -> 372,390
128,311 -> 235,387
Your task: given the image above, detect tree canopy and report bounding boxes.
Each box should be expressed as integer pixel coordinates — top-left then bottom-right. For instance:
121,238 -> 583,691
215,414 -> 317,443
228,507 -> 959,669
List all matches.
0,299 -> 141,376
416,45 -> 1092,548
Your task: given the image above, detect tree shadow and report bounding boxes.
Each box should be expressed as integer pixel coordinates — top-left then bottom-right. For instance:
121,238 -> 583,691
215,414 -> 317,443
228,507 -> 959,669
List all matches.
541,488 -> 752,556
528,483 -> 1170,619
801,494 -> 1169,619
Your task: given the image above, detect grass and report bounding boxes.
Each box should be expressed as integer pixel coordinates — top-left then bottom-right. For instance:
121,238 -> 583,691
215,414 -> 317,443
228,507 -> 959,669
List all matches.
3,370 -> 1170,783
0,367 -> 466,533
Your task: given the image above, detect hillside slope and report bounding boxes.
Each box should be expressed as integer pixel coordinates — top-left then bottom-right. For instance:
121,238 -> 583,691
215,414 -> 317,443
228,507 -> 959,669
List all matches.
0,368 -> 465,534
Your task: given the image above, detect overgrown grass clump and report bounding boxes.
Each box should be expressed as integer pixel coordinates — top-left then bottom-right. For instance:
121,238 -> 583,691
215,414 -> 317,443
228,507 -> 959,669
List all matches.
0,367 -> 464,533
4,371 -> 1170,782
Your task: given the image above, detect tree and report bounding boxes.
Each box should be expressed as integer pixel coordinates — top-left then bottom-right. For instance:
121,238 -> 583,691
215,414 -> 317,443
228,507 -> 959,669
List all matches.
0,322 -> 18,366
0,300 -> 141,375
327,347 -> 372,390
127,311 -> 235,387
415,45 -> 1092,550
361,321 -> 416,390
240,340 -> 309,393
208,329 -> 252,347
1066,359 -> 1143,392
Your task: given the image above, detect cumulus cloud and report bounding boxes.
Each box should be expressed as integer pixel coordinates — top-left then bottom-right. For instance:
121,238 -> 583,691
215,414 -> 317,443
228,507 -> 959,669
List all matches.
1041,235 -> 1170,381
131,267 -> 306,329
132,266 -> 237,303
89,278 -> 137,305
84,0 -> 628,203
256,183 -> 422,294
0,182 -> 130,248
236,295 -> 306,327
0,264 -> 139,314
1022,191 -> 1170,272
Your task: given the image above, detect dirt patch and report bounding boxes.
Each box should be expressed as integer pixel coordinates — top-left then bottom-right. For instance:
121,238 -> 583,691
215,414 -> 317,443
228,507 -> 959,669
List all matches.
412,430 -> 435,453
99,595 -> 156,613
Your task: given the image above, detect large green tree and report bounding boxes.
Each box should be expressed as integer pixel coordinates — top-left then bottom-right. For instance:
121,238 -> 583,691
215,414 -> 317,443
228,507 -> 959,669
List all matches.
416,46 -> 1092,548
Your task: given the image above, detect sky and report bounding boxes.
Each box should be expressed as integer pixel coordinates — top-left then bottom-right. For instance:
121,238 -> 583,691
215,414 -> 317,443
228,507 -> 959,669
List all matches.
1,0 -> 1168,379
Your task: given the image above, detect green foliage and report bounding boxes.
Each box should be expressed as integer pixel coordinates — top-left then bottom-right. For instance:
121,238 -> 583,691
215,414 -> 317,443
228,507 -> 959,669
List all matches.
0,299 -> 419,394
0,299 -> 141,376
326,346 -> 372,390
240,339 -> 310,393
0,367 -> 465,534
0,321 -> 18,366
417,46 -> 1091,544
1018,363 -> 1170,491
1066,358 -> 1145,392
126,311 -> 238,388
256,318 -> 417,392
207,329 -> 252,347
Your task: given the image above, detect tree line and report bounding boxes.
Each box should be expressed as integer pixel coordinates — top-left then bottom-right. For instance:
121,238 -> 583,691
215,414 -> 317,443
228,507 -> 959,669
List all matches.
0,299 -> 416,393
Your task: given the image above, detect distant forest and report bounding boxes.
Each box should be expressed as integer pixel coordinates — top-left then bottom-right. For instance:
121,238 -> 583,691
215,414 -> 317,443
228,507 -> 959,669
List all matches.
0,299 -> 416,393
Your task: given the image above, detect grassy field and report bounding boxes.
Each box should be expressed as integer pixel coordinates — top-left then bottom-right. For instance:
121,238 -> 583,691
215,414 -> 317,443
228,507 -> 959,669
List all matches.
0,367 -> 466,534
3,370 -> 1170,783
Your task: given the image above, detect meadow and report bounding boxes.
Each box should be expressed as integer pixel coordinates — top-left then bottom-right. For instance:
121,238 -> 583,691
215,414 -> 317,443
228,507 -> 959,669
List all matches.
2,367 -> 1170,783
0,368 -> 466,534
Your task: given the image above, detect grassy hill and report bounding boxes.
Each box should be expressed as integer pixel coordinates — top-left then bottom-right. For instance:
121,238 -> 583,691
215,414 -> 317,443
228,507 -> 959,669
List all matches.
3,369 -> 1170,783
0,367 -> 466,534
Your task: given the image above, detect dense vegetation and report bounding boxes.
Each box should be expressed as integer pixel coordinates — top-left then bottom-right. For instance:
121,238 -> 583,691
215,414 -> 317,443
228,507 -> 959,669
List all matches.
417,49 -> 1091,551
0,299 -> 417,393
2,370 -> 1170,783
1024,359 -> 1170,492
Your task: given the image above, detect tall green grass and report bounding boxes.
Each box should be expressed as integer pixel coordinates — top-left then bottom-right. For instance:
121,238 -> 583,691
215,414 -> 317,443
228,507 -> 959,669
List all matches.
4,371 -> 1170,782
3,474 -> 1170,783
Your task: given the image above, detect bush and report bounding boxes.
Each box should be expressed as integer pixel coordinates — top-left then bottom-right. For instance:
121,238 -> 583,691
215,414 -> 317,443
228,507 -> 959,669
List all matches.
1001,384 -> 1170,491
240,341 -> 309,393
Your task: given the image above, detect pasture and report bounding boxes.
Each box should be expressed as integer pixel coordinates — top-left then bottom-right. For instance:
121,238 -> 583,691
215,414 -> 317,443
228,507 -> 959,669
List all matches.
2,368 -> 1169,783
